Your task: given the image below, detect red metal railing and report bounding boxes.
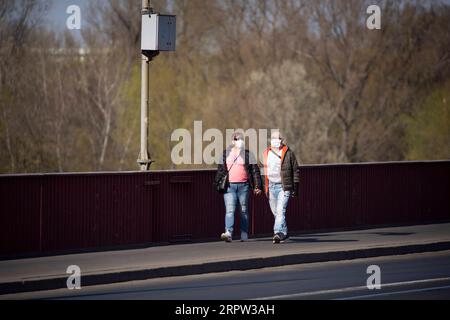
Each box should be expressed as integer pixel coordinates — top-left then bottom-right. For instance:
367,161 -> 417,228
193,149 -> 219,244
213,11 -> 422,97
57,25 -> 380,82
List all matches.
1,161 -> 449,258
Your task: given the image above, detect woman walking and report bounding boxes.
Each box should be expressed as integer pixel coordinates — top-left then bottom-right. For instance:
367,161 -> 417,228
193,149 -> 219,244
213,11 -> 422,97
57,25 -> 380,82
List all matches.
215,132 -> 262,242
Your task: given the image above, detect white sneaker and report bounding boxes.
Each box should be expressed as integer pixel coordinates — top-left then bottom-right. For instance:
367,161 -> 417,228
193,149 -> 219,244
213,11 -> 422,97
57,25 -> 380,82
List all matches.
221,231 -> 232,242
240,232 -> 248,242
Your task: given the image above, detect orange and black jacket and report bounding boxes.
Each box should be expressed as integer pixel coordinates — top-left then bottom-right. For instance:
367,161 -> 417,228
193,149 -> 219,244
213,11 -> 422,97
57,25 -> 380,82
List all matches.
261,146 -> 300,196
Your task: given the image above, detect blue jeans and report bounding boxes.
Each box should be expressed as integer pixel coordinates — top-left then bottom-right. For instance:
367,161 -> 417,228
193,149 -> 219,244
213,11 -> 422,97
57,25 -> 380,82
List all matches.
269,182 -> 291,235
224,183 -> 249,236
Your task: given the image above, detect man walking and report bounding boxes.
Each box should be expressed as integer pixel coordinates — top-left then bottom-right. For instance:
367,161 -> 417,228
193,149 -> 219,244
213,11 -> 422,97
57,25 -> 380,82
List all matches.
262,131 -> 300,244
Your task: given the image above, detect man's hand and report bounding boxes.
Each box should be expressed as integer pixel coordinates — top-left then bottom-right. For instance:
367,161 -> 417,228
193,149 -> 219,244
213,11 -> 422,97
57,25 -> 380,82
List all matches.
292,183 -> 299,197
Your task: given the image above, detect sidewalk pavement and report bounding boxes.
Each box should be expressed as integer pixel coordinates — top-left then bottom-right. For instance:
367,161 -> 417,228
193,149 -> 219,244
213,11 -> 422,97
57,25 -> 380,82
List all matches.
1,223 -> 450,295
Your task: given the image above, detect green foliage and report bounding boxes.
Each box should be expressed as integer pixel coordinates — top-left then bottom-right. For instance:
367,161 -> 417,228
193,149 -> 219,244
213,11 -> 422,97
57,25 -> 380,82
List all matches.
404,81 -> 450,160
114,64 -> 141,170
1,0 -> 450,173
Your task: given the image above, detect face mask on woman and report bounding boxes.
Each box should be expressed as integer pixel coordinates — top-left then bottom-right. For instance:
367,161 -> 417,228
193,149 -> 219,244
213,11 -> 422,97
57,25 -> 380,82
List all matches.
235,139 -> 245,149
271,138 -> 281,149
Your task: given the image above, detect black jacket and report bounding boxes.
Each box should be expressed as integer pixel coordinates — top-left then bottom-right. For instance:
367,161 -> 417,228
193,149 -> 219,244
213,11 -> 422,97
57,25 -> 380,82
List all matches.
214,148 -> 262,190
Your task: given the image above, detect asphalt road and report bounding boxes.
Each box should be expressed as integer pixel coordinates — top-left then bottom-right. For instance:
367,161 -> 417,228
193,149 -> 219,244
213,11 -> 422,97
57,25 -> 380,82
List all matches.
4,250 -> 450,300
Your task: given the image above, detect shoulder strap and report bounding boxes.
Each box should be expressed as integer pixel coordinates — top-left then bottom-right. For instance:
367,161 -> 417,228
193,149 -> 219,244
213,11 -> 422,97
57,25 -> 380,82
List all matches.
227,154 -> 240,172
270,148 -> 282,159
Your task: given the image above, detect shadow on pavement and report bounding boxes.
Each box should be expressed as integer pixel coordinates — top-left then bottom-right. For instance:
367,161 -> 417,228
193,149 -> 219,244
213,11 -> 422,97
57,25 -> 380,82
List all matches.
369,232 -> 415,236
254,238 -> 358,243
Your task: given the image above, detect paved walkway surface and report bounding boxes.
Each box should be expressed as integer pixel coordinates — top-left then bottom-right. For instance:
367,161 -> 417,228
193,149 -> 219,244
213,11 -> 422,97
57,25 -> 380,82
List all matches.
1,223 -> 450,294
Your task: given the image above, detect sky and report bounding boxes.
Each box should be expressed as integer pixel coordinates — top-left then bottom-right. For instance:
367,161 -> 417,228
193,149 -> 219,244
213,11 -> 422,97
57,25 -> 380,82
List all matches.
42,0 -> 92,44
44,0 -> 175,29
44,0 -> 89,28
40,0 -> 450,46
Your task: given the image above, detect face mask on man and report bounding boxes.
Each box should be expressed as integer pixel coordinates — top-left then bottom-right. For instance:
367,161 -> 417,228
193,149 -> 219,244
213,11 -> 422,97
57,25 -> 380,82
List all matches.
271,138 -> 281,149
235,139 -> 245,149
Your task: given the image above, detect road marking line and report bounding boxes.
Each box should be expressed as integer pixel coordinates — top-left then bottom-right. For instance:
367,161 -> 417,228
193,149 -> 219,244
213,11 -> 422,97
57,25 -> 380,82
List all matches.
335,285 -> 450,300
253,277 -> 450,300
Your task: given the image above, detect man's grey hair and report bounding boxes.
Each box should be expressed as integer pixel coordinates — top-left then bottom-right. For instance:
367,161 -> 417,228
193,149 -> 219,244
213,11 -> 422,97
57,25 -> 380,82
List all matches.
272,130 -> 287,146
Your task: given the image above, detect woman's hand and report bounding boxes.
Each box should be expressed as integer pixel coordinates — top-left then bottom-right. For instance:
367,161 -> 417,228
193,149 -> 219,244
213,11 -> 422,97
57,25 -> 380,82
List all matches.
254,188 -> 262,195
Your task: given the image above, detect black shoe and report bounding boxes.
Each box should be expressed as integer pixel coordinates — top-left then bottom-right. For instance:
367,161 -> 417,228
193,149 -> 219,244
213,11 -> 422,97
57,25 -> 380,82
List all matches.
273,233 -> 282,244
273,233 -> 287,244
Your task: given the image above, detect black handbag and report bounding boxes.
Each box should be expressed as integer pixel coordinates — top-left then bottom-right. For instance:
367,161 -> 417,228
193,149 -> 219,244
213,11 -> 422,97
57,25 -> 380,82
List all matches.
216,174 -> 229,194
216,154 -> 240,194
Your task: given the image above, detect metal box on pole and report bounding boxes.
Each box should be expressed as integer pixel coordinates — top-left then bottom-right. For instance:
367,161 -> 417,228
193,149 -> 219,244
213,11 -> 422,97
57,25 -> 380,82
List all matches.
141,14 -> 176,52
